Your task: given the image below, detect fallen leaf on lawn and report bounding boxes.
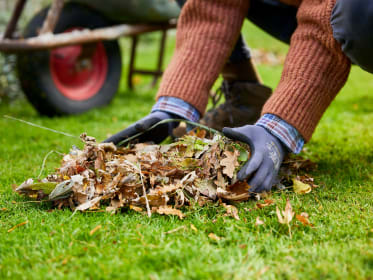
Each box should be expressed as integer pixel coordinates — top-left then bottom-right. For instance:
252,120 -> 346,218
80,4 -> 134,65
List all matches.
89,225 -> 102,236
61,258 -> 68,265
239,244 -> 247,249
220,150 -> 240,178
292,178 -> 312,194
8,220 -> 29,233
76,197 -> 101,211
164,225 -> 186,235
155,206 -> 185,219
256,199 -> 275,209
190,224 -> 198,232
276,199 -> 294,225
222,203 -> 240,220
255,216 -> 265,226
208,233 -> 221,241
130,205 -> 143,212
1,208 -> 7,211
296,212 -> 313,227
217,181 -> 251,201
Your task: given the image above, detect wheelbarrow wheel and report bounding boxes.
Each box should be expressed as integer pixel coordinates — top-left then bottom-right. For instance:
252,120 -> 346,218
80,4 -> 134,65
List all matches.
17,3 -> 122,116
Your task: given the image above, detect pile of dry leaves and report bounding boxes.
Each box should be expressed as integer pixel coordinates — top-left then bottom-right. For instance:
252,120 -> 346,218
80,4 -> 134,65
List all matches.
15,130 -> 317,219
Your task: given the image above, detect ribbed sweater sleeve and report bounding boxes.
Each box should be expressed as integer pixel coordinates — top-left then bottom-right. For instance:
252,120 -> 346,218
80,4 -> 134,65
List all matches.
262,0 -> 351,142
156,0 -> 250,115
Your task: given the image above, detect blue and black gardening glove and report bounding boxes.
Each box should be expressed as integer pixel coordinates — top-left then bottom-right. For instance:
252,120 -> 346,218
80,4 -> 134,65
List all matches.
103,111 -> 179,146
223,125 -> 287,193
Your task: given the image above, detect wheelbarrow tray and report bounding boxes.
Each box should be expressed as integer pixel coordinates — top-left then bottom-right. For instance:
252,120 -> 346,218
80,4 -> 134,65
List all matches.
0,0 -> 179,53
70,0 -> 180,23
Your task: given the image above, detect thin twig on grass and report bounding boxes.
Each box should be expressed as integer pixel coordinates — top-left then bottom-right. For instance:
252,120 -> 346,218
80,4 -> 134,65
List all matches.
3,115 -> 79,139
164,225 -> 186,235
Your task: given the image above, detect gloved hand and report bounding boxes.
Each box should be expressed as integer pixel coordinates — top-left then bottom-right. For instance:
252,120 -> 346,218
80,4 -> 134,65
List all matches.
223,125 -> 287,193
103,111 -> 179,146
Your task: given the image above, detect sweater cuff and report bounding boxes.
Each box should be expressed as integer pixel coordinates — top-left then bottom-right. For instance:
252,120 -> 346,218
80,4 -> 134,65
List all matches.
256,114 -> 304,154
151,97 -> 200,122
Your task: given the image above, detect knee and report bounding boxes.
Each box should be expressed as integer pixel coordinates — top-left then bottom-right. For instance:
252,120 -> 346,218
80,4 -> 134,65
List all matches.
331,0 -> 373,73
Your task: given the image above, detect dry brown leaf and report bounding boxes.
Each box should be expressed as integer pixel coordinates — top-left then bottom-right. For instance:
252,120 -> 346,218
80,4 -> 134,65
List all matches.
276,199 -> 294,225
296,212 -> 313,227
256,199 -> 275,209
76,197 -> 102,211
89,225 -> 102,236
220,150 -> 239,178
130,205 -> 143,212
222,203 -> 240,220
292,179 -> 312,194
155,206 -> 185,219
8,220 -> 29,233
208,233 -> 221,241
255,216 -> 265,226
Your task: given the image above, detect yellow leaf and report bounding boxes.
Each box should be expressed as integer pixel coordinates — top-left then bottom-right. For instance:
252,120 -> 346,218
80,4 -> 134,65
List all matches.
208,233 -> 221,241
190,224 -> 198,232
292,178 -> 312,194
130,205 -> 143,212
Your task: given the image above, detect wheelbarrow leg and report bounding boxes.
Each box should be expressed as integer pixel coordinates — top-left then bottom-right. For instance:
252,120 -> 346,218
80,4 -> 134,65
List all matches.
151,29 -> 168,87
3,0 -> 27,39
39,0 -> 65,34
128,35 -> 139,90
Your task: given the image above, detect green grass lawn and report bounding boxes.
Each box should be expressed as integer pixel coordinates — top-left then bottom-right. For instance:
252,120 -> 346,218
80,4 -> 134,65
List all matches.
0,22 -> 372,279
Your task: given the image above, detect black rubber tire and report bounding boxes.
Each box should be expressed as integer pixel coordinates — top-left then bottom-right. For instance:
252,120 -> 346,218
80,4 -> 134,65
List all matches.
17,3 -> 122,116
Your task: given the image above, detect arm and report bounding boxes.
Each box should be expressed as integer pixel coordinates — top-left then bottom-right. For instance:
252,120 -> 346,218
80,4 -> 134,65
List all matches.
156,0 -> 250,115
262,0 -> 351,141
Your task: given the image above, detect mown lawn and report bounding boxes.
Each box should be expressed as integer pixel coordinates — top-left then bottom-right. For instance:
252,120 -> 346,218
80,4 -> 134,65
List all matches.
0,22 -> 372,279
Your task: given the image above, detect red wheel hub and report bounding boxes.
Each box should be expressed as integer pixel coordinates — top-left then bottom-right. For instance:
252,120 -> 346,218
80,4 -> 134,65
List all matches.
50,29 -> 108,101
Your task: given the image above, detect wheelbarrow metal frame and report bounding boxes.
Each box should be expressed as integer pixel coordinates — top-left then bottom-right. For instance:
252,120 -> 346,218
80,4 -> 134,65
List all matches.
0,0 -> 177,89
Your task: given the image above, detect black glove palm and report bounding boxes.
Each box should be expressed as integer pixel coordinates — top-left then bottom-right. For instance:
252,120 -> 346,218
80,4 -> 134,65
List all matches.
103,111 -> 178,145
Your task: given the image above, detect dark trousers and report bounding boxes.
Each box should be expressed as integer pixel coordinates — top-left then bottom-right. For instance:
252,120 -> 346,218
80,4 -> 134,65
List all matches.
177,0 -> 373,74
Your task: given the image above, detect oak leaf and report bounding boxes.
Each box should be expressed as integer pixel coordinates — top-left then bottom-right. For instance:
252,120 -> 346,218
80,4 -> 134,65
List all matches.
220,150 -> 240,178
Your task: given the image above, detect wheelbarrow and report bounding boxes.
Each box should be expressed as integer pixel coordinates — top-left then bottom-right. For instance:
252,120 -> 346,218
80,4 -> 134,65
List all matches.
0,0 -> 180,116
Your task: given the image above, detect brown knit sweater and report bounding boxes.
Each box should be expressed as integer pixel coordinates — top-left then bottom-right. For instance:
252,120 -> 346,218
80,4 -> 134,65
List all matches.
156,0 -> 351,141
